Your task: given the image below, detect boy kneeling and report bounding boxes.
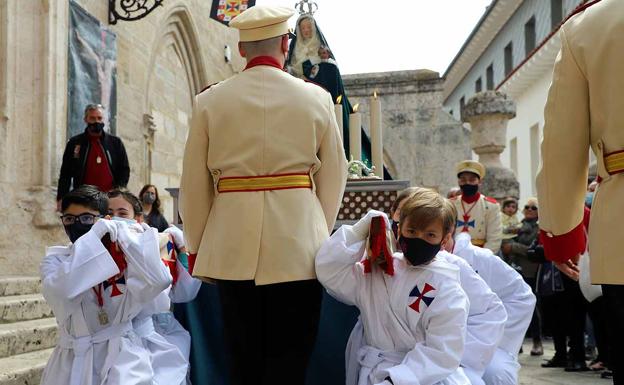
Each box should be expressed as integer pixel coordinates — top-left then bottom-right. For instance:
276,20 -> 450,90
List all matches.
40,185 -> 171,385
316,190 -> 470,385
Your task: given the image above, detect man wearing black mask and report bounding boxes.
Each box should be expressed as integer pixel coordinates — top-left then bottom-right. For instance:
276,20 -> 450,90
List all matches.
450,160 -> 502,253
57,104 -> 130,210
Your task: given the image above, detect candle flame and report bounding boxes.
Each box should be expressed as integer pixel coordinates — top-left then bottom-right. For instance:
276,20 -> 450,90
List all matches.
336,95 -> 343,104
373,91 -> 378,99
353,103 -> 359,112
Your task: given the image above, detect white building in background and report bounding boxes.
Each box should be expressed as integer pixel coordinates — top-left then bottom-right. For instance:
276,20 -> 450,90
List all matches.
443,0 -> 592,205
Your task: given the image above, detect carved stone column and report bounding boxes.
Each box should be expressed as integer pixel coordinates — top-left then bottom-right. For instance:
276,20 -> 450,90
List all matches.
462,91 -> 519,200
143,113 -> 156,184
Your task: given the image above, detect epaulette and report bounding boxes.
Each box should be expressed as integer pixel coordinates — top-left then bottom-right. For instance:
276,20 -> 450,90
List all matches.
197,82 -> 219,95
563,0 -> 602,24
484,196 -> 498,204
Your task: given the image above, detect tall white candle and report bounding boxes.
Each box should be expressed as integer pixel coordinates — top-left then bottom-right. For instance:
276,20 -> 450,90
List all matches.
335,95 -> 344,143
349,104 -> 362,162
370,92 -> 383,179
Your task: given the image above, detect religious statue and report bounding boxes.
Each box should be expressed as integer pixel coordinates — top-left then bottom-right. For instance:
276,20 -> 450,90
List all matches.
286,14 -> 345,104
287,8 -> 389,180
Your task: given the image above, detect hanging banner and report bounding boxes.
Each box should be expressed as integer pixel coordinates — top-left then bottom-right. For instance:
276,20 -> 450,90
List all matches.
68,0 -> 117,137
210,0 -> 256,25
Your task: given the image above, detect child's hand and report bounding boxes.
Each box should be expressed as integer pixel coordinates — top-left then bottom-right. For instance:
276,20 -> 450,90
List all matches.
164,226 -> 185,249
92,219 -> 118,242
352,210 -> 389,240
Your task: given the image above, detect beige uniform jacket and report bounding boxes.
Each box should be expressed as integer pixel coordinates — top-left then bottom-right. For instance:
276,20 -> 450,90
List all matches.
536,0 -> 624,284
180,64 -> 347,285
452,194 -> 502,253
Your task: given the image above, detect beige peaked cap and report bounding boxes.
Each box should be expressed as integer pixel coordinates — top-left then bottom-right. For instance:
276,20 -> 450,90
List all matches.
229,6 -> 295,42
456,160 -> 486,179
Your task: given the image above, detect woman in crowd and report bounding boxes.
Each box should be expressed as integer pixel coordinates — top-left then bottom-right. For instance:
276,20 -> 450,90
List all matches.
139,184 -> 169,232
502,197 -> 543,356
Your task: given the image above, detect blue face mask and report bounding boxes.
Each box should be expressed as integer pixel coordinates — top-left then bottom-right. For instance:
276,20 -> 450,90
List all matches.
112,216 -> 137,224
585,192 -> 594,208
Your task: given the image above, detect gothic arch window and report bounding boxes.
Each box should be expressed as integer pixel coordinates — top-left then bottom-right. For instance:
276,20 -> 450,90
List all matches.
143,5 -> 207,192
145,6 -> 207,108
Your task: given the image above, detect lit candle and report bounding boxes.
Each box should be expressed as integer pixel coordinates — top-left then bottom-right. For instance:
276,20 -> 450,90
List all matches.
334,95 -> 344,143
349,104 -> 361,162
370,92 -> 383,179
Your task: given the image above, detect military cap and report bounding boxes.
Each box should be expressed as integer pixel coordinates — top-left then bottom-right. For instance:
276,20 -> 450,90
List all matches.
229,6 -> 295,42
456,160 -> 486,179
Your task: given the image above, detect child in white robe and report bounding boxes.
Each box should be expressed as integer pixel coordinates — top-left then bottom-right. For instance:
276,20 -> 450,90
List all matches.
107,190 -> 201,385
157,225 -> 202,364
452,232 -> 535,385
345,189 -> 508,385
41,185 -> 171,385
316,189 -> 470,385
345,250 -> 507,385
435,253 -> 506,385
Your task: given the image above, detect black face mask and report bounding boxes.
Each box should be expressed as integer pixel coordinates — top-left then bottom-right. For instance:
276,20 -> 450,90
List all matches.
87,122 -> 105,134
460,184 -> 479,197
399,236 -> 441,266
64,222 -> 94,243
142,192 -> 156,205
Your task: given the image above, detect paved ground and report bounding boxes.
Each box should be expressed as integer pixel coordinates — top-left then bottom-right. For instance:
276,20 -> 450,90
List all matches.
518,339 -> 610,385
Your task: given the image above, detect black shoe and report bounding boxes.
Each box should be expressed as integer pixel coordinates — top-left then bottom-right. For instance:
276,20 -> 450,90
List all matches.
564,361 -> 590,372
541,357 -> 567,368
601,370 -> 613,379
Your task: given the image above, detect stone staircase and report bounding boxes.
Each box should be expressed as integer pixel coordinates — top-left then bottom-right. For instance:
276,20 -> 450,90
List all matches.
0,277 -> 56,385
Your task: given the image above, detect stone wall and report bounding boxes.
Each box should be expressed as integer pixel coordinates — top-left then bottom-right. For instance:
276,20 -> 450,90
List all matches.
343,70 -> 471,194
0,0 -> 244,275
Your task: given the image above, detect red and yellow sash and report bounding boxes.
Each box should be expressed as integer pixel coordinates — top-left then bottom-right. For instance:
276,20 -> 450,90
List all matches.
217,172 -> 312,193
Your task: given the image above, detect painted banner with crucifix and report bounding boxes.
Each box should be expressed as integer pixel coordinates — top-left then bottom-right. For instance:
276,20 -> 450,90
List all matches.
68,1 -> 118,138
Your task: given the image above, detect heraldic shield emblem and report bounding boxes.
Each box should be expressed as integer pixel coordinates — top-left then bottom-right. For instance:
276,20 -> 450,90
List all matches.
210,0 -> 256,25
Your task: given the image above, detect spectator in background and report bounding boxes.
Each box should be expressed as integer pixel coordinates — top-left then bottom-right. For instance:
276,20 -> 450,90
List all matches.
139,184 -> 169,232
447,186 -> 461,199
501,197 -> 521,239
537,206 -> 591,372
501,197 -> 521,263
56,104 -> 130,210
502,197 -> 543,356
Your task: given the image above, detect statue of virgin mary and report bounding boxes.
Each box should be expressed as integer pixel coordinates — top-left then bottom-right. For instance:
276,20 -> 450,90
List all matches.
286,14 -> 344,103
287,13 -> 389,179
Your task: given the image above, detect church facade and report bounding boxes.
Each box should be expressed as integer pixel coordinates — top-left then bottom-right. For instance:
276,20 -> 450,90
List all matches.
0,0 -> 245,275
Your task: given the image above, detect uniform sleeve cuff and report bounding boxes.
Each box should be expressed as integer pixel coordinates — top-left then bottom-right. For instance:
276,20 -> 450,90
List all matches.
539,222 -> 586,263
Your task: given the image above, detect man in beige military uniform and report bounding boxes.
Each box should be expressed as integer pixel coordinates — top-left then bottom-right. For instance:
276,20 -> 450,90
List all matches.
179,6 -> 347,385
536,0 -> 623,382
451,160 -> 502,253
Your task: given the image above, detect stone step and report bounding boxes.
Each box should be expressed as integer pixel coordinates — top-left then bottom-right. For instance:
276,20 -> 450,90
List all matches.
0,277 -> 41,297
0,294 -> 52,323
0,348 -> 52,385
0,318 -> 57,358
